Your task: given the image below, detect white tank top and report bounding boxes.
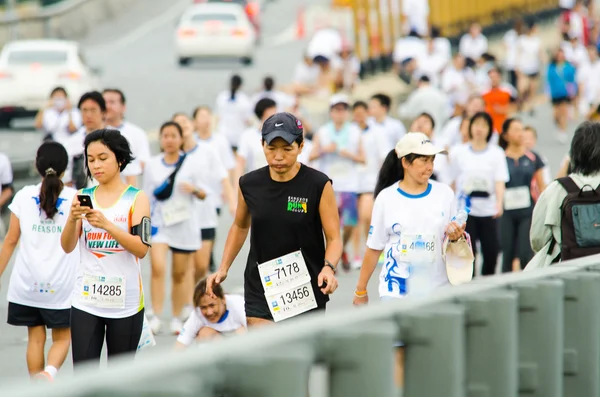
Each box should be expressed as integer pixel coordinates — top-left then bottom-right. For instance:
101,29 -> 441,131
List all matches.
71,185 -> 144,319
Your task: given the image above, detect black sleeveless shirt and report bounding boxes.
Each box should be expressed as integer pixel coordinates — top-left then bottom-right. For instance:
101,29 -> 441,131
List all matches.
239,164 -> 331,319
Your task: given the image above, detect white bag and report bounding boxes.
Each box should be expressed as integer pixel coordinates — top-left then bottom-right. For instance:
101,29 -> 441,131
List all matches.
137,314 -> 156,351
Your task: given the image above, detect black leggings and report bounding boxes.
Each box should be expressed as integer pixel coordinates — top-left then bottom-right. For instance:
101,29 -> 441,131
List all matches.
465,215 -> 500,276
500,212 -> 533,273
70,307 -> 144,368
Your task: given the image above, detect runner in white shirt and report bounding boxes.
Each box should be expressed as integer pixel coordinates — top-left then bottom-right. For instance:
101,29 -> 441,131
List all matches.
438,94 -> 485,150
458,23 -> 488,66
143,121 -> 210,335
235,98 -> 278,184
503,19 -> 524,89
61,129 -> 151,368
175,279 -> 246,348
0,142 -> 78,381
251,76 -> 295,112
292,53 -> 320,95
449,111 -> 509,276
311,94 -> 365,270
441,54 -> 472,113
215,75 -> 253,151
353,132 -> 468,387
62,91 -> 106,189
350,101 -> 388,269
175,112 -> 232,324
103,89 -> 151,187
34,86 -> 81,145
516,20 -> 545,112
368,93 -> 406,149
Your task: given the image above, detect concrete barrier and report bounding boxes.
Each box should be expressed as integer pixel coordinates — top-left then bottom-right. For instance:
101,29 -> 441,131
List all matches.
0,0 -> 139,46
4,254 -> 600,397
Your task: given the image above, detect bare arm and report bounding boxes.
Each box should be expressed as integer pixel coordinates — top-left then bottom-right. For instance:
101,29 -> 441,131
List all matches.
0,214 -> 20,278
61,194 -> 83,254
494,181 -> 505,218
355,248 -> 383,292
534,169 -> 546,193
309,134 -> 322,161
218,188 -> 251,273
319,182 -> 343,269
233,156 -> 246,195
34,108 -> 45,130
0,187 -> 13,207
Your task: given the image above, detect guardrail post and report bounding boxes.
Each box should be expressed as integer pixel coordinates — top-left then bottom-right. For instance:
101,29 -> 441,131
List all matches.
557,272 -> 600,397
399,303 -> 467,397
321,319 -> 397,397
219,345 -> 313,397
511,279 -> 564,397
457,289 -> 519,397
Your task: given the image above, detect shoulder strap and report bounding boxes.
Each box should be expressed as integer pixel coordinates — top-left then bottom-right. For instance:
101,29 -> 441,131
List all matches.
557,177 -> 580,194
170,153 -> 187,178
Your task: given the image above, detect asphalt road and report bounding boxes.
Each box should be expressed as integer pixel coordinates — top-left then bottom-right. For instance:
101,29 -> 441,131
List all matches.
0,1 -> 577,394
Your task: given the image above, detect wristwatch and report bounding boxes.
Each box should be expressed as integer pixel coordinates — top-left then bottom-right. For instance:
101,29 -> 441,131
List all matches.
323,259 -> 336,274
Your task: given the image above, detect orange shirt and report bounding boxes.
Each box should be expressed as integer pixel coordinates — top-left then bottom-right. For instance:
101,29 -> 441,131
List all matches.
482,85 -> 516,133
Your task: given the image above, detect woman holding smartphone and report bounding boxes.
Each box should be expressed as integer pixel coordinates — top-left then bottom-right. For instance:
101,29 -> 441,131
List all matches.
61,128 -> 151,368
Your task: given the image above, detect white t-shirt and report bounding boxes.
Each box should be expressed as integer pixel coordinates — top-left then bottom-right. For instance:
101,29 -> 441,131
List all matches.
0,153 -> 13,196
433,38 -> 452,64
143,154 -> 209,251
251,91 -> 296,113
314,122 -> 362,193
368,116 -> 406,149
237,127 -> 268,173
108,121 -> 151,177
393,36 -> 427,64
448,144 -> 510,217
186,144 -> 228,229
215,90 -> 253,148
293,61 -> 320,86
458,34 -> 488,60
562,41 -> 589,67
437,116 -> 463,149
7,184 -> 79,309
42,108 -> 82,145
402,0 -> 430,36
298,138 -> 314,166
367,181 -> 456,298
503,29 -> 519,70
197,133 -> 235,208
357,123 -> 392,193
441,66 -> 471,107
177,294 -> 246,346
517,35 -> 542,74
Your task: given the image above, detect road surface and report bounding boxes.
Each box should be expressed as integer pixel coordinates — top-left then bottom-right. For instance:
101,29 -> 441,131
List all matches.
0,1 -> 575,394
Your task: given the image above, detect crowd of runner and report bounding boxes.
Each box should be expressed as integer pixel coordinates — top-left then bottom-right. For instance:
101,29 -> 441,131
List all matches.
0,0 -> 598,385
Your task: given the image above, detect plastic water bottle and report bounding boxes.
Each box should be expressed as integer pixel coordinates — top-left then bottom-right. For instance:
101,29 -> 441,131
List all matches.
452,209 -> 469,226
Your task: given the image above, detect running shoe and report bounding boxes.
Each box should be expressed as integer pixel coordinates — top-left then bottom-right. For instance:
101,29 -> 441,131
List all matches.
341,252 -> 350,271
352,256 -> 362,270
170,318 -> 183,335
149,315 -> 162,335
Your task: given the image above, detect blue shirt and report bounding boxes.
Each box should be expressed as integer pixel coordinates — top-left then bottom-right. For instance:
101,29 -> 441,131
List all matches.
547,62 -> 577,99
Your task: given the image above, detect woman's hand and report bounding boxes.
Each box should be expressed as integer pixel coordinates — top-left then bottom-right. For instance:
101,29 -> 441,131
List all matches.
85,210 -> 111,230
68,198 -> 90,224
353,292 -> 369,306
445,221 -> 466,242
206,268 -> 228,299
179,182 -> 196,194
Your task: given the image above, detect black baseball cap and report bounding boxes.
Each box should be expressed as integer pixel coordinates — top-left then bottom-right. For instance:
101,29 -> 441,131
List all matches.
261,112 -> 304,145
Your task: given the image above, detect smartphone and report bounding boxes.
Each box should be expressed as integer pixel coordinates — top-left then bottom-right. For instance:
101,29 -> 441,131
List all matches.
77,194 -> 93,209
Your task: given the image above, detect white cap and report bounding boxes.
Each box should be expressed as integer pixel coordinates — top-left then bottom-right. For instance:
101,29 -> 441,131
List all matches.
329,93 -> 350,108
394,132 -> 448,158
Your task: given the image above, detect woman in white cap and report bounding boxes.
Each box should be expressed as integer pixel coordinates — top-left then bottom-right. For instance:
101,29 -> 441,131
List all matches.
353,132 -> 470,386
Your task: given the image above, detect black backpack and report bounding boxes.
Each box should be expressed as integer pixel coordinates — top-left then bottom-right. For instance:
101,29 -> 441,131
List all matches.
554,177 -> 600,261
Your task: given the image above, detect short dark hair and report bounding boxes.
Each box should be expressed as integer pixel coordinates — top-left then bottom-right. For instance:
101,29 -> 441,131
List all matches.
352,100 -> 368,110
102,88 -> 126,104
468,111 -> 494,142
192,105 -> 211,119
499,117 -> 521,150
417,112 -> 435,130
371,93 -> 391,110
78,91 -> 106,112
570,121 -> 600,176
83,129 -> 133,178
50,86 -> 67,97
255,98 -> 277,120
193,278 -> 225,307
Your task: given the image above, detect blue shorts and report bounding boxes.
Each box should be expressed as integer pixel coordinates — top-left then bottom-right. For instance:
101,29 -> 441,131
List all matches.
336,192 -> 358,227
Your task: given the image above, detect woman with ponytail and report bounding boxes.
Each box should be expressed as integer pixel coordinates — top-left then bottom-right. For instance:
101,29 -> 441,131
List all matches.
0,141 -> 79,381
215,74 -> 253,152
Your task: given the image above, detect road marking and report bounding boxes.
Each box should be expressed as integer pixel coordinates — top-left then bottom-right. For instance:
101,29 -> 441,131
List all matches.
88,0 -> 190,53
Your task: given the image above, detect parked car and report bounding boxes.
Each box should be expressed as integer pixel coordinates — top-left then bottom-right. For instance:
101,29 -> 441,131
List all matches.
194,0 -> 261,39
0,40 -> 101,128
175,3 -> 257,66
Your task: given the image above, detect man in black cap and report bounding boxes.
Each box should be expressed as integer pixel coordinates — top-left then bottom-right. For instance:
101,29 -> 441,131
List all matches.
206,112 -> 342,327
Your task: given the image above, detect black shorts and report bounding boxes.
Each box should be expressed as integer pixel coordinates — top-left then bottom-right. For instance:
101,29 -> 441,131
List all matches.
201,228 -> 216,241
552,96 -> 571,105
526,72 -> 540,79
170,247 -> 195,254
7,302 -> 70,329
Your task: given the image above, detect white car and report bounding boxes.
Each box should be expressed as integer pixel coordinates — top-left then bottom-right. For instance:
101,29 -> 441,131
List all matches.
175,3 -> 257,66
0,39 -> 101,128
